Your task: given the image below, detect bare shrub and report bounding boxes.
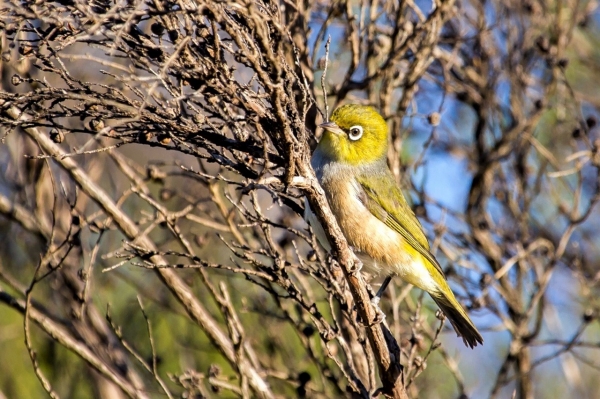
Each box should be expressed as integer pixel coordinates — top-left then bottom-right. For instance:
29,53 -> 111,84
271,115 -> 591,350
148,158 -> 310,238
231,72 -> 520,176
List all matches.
1,1 -> 600,398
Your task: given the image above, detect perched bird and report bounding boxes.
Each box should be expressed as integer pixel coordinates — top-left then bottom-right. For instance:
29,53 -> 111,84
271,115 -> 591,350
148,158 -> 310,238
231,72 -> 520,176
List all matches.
305,104 -> 483,348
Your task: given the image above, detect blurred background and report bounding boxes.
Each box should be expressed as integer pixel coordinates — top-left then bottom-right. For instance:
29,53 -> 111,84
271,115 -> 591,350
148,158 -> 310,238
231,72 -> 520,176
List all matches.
1,0 -> 600,398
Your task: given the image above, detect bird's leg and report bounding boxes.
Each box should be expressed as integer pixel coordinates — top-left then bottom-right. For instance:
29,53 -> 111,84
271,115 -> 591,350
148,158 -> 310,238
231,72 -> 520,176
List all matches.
364,276 -> 393,324
368,304 -> 387,325
365,282 -> 378,299
371,276 -> 393,306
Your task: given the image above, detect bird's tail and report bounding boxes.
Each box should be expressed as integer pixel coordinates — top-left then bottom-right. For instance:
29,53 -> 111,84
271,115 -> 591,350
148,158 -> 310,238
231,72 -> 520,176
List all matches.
431,291 -> 483,348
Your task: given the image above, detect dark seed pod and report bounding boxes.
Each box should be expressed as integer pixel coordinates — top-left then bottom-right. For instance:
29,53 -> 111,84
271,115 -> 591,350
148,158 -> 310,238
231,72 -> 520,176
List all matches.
150,22 -> 165,36
89,118 -> 104,131
50,129 -> 64,143
11,74 -> 22,86
427,112 -> 441,126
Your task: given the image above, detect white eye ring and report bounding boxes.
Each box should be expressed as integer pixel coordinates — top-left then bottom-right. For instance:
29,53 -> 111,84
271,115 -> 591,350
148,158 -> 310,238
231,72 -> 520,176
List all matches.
348,125 -> 364,141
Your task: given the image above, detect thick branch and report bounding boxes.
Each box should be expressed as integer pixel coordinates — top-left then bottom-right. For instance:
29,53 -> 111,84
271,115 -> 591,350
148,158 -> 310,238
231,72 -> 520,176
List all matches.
297,159 -> 407,399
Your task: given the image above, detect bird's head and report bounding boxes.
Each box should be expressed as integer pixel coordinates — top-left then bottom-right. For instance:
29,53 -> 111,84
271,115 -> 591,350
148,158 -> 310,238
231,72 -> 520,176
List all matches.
317,104 -> 388,165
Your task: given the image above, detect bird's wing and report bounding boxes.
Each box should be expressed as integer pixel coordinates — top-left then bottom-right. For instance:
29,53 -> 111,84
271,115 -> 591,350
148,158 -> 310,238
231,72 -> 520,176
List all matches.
356,172 -> 446,277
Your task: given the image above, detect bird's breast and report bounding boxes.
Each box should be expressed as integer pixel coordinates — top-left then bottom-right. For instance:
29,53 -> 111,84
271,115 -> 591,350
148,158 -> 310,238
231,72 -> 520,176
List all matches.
313,161 -> 409,274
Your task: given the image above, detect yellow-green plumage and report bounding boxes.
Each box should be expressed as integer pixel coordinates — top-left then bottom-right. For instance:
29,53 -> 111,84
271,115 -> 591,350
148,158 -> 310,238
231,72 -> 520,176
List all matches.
306,104 -> 483,348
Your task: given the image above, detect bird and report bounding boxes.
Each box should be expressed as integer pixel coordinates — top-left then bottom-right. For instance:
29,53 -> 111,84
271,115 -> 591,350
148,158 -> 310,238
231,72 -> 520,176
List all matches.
305,104 -> 483,348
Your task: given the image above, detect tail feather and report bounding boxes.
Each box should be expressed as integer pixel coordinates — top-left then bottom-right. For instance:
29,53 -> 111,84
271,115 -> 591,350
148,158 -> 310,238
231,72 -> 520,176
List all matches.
431,292 -> 483,349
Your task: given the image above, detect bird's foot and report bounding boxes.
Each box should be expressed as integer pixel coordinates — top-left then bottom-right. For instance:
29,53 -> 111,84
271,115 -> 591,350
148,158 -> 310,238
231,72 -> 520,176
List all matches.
371,295 -> 381,306
348,247 -> 363,275
369,296 -> 386,325
356,297 -> 387,326
349,259 -> 363,276
326,253 -> 336,266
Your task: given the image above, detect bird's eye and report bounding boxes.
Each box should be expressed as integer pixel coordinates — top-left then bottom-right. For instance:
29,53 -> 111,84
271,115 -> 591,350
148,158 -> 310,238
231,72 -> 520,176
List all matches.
348,125 -> 364,141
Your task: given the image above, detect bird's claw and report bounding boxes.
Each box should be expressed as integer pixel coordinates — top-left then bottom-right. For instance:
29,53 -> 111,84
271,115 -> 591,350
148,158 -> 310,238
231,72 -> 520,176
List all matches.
348,247 -> 363,275
326,253 -> 335,264
369,297 -> 386,325
349,260 -> 362,276
371,295 -> 381,306
356,297 -> 386,326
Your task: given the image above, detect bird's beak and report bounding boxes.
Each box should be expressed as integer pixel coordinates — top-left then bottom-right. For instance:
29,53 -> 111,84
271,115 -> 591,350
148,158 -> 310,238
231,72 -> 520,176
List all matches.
319,121 -> 345,136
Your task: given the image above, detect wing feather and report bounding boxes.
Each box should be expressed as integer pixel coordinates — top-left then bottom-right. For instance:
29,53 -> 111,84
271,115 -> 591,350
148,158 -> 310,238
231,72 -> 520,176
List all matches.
355,172 -> 446,277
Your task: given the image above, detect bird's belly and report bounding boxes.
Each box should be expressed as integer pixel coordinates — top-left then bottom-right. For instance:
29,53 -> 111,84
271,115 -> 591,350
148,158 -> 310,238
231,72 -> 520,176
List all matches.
311,179 -> 437,292
344,211 -> 437,292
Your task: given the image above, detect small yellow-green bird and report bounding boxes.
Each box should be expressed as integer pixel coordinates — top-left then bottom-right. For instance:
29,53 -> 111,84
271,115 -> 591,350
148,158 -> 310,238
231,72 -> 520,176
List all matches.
305,104 -> 483,348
